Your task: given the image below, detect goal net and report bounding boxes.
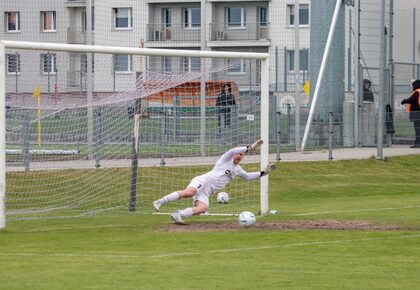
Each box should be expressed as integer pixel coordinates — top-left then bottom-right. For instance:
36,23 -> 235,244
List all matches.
0,41 -> 269,224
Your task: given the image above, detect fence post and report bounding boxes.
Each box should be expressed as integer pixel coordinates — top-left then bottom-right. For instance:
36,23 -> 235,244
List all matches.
173,96 -> 179,140
328,112 -> 334,160
160,110 -> 166,166
276,111 -> 281,161
287,104 -> 292,145
22,112 -> 30,171
95,107 -> 103,168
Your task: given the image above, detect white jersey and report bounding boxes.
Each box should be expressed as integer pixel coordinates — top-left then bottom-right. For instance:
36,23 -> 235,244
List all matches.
198,146 -> 260,193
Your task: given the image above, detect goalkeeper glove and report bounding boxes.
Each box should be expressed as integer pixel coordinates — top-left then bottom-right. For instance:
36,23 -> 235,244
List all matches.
260,163 -> 277,177
248,139 -> 263,152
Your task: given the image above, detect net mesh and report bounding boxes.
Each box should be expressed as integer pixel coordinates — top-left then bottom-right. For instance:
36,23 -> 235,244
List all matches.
5,48 -> 264,220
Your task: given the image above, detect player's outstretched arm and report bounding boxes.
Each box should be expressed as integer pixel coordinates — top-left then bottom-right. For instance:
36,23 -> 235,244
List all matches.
237,163 -> 277,180
260,163 -> 277,177
218,140 -> 264,163
247,139 -> 263,152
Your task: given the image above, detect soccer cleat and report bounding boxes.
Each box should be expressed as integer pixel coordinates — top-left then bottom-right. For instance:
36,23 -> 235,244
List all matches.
170,211 -> 186,225
152,200 -> 161,212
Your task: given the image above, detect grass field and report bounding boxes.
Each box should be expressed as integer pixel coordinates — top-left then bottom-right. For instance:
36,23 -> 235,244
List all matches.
1,155 -> 420,289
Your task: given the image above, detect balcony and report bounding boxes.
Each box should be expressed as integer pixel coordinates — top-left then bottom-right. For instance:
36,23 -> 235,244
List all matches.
146,24 -> 200,46
209,22 -> 270,42
67,28 -> 86,44
65,0 -> 92,8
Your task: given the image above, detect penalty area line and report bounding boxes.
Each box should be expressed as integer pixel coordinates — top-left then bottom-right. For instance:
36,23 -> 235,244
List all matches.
148,233 -> 420,258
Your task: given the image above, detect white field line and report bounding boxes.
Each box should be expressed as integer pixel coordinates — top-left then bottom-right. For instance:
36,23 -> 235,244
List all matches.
24,224 -> 129,233
3,234 -> 420,260
2,252 -> 142,259
290,205 -> 420,216
15,217 -> 238,233
148,234 -> 420,258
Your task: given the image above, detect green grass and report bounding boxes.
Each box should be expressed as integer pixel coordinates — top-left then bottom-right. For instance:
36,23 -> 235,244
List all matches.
2,155 -> 420,289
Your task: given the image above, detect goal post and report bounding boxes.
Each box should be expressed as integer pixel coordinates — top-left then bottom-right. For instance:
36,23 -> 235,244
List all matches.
0,40 -> 269,226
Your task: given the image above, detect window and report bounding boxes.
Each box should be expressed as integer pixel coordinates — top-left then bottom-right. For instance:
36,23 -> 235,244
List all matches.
6,54 -> 20,75
6,12 -> 20,32
113,8 -> 132,29
183,7 -> 200,28
287,49 -> 309,71
226,7 -> 246,28
183,57 -> 200,73
114,54 -> 133,73
227,59 -> 246,74
259,7 -> 267,27
42,11 -> 56,32
41,53 -> 57,74
82,9 -> 95,31
162,8 -> 171,28
288,4 -> 309,26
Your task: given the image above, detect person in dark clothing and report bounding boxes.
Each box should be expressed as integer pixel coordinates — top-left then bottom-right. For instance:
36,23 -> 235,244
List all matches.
401,79 -> 420,148
363,79 -> 374,102
216,83 -> 236,128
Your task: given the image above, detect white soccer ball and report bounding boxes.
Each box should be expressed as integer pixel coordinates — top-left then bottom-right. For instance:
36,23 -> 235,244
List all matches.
238,211 -> 256,227
217,192 -> 229,204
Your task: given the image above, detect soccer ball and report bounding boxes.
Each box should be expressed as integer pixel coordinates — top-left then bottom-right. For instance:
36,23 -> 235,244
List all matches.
217,192 -> 229,204
238,211 -> 256,227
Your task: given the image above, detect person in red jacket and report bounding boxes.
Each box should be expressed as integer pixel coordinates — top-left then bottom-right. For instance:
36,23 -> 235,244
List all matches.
401,79 -> 420,148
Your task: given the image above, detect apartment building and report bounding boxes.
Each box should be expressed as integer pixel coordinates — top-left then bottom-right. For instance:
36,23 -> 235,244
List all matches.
1,0 -> 310,94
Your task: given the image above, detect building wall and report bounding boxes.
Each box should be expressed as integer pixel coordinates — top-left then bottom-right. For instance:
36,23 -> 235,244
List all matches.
1,0 -> 72,94
0,0 -> 341,97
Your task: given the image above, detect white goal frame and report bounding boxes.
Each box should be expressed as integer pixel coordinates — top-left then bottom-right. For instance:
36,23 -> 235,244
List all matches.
0,40 -> 270,229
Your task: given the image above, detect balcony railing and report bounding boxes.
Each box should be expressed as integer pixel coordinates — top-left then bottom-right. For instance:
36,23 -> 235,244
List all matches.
209,22 -> 270,41
147,24 -> 200,42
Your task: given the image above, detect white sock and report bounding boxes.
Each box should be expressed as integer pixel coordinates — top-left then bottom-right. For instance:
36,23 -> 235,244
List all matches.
158,191 -> 179,205
180,207 -> 193,218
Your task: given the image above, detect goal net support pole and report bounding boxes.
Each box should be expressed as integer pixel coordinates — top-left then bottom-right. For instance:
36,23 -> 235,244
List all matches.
301,0 -> 343,151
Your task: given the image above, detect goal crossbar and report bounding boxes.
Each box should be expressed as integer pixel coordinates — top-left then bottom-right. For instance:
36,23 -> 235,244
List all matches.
1,40 -> 268,60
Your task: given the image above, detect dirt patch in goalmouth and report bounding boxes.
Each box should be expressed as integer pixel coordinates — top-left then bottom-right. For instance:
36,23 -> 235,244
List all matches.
164,220 -> 418,233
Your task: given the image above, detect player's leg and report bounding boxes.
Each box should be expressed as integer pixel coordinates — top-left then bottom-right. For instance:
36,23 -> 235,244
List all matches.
192,200 -> 209,215
153,187 -> 197,212
170,183 -> 210,225
153,177 -> 202,211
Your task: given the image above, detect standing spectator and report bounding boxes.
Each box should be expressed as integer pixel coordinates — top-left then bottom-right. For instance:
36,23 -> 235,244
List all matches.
216,83 -> 228,128
401,79 -> 420,148
216,83 -> 236,128
363,79 -> 374,102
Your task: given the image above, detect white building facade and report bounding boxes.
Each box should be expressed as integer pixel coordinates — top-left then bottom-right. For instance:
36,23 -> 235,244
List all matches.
1,0 -> 310,94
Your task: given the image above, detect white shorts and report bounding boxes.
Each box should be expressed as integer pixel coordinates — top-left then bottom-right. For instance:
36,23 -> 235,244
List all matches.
187,176 -> 213,206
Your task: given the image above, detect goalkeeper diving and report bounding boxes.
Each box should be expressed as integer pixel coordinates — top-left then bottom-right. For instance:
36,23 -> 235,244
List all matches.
153,140 -> 277,225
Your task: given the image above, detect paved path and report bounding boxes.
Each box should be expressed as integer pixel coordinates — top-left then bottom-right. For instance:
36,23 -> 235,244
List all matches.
275,145 -> 420,162
7,145 -> 420,172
